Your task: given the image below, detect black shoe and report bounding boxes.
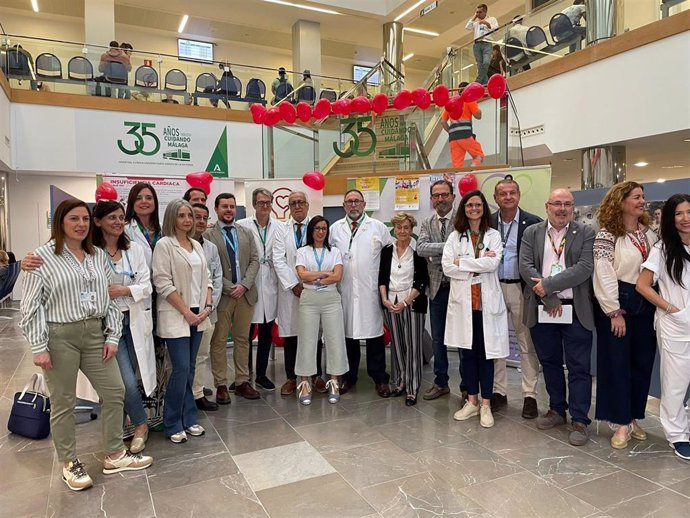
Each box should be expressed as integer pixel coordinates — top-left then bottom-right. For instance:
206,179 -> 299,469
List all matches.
255,376 -> 275,391
203,387 -> 213,397
390,386 -> 405,397
228,382 -> 236,392
522,397 -> 538,419
195,397 -> 219,411
405,396 -> 417,406
490,392 -> 508,411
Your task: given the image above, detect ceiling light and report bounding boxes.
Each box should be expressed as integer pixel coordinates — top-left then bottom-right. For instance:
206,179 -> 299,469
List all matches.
394,0 -> 426,21
633,161 -> 648,167
178,14 -> 189,33
656,178 -> 666,183
685,138 -> 690,142
402,53 -> 415,62
263,0 -> 342,15
403,27 -> 439,37
661,165 -> 684,169
31,0 -> 39,12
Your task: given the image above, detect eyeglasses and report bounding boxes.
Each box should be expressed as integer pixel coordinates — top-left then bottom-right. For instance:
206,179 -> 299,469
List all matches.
314,227 -> 328,232
255,201 -> 272,208
289,200 -> 307,207
344,200 -> 364,206
431,192 -> 451,200
547,202 -> 574,209
465,203 -> 483,209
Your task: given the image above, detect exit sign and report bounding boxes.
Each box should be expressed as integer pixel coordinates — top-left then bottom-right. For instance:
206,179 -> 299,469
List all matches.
420,1 -> 438,16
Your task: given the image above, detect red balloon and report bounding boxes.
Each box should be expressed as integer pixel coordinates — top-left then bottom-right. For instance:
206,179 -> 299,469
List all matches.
411,88 -> 431,110
487,74 -> 507,99
351,96 -> 371,114
250,103 -> 266,124
264,107 -> 281,126
186,171 -> 213,195
250,324 -> 259,342
383,324 -> 392,346
296,101 -> 312,123
432,84 -> 450,107
271,322 -> 285,347
331,99 -> 345,115
458,173 -> 479,195
459,82 -> 484,103
393,90 -> 412,110
371,93 -> 388,114
340,98 -> 352,116
95,182 -> 118,202
445,96 -> 464,119
313,98 -> 331,119
302,171 -> 325,191
279,102 -> 297,124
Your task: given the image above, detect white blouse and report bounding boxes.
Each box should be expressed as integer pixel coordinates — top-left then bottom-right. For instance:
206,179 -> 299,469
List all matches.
387,245 -> 414,303
295,246 -> 343,292
593,227 -> 659,314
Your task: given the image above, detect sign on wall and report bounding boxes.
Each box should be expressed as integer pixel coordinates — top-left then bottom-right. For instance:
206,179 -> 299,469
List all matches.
243,179 -> 323,221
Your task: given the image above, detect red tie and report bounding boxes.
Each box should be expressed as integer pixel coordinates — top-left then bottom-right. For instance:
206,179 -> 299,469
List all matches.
351,220 -> 358,232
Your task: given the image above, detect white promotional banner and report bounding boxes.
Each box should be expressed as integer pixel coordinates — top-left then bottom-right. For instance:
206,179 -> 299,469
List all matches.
101,174 -> 234,224
243,180 -> 323,221
79,112 -> 229,177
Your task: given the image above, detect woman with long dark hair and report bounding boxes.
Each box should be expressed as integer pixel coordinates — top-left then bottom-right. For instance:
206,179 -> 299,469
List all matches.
294,216 -> 348,405
442,190 -> 508,428
125,182 -> 161,268
636,194 -> 690,460
593,181 -> 658,449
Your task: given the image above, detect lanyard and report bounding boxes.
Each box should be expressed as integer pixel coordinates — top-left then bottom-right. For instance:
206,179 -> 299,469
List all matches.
253,220 -> 270,258
627,230 -> 649,261
137,221 -> 159,249
222,226 -> 238,252
312,246 -> 326,272
293,218 -> 308,248
499,219 -> 514,249
107,249 -> 135,280
348,216 -> 364,252
547,228 -> 566,261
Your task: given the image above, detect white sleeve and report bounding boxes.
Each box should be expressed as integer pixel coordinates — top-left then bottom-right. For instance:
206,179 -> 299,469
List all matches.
295,247 -> 308,268
332,247 -> 343,266
641,244 -> 662,283
127,242 -> 152,303
273,224 -> 300,291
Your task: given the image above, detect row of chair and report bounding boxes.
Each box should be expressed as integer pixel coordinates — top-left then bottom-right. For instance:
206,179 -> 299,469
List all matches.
505,13 -> 586,74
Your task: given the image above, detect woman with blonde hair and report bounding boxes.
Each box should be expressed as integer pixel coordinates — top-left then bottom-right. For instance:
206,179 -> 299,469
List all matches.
593,181 -> 658,449
378,212 -> 429,405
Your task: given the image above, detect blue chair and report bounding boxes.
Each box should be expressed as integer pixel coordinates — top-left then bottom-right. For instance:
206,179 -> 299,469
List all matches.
134,65 -> 158,88
35,53 -> 62,79
164,68 -> 187,91
319,89 -> 337,102
549,13 -> 586,53
246,78 -> 266,101
526,26 -> 557,54
297,85 -> 316,104
68,56 -> 94,81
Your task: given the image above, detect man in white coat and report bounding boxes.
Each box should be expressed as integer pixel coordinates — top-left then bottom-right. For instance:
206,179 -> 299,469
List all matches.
330,189 -> 393,397
237,188 -> 280,391
272,192 -> 326,395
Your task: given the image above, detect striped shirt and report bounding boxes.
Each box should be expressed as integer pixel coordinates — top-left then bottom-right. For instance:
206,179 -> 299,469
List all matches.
20,241 -> 123,354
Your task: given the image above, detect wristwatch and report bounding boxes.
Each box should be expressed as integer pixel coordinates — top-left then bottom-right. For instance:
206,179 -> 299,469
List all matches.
205,303 -> 214,312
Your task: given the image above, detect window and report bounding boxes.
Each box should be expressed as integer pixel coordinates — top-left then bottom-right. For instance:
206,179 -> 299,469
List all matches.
353,65 -> 380,86
177,39 -> 214,63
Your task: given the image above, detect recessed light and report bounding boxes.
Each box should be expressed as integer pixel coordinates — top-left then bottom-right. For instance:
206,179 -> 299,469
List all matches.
633,161 -> 648,167
661,165 -> 684,169
31,0 -> 39,12
178,14 -> 189,33
263,0 -> 342,15
403,27 -> 440,37
394,0 -> 426,22
684,138 -> 690,142
656,178 -> 666,183
402,53 -> 415,62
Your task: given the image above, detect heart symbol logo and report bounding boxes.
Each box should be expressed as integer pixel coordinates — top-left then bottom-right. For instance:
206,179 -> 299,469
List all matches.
272,187 -> 293,220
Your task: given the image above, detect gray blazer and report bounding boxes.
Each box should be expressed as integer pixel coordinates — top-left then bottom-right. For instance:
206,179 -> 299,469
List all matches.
203,222 -> 259,307
417,209 -> 457,299
519,220 -> 596,330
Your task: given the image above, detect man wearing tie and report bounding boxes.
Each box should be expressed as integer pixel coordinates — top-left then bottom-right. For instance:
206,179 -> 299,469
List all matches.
519,188 -> 595,446
204,193 -> 260,404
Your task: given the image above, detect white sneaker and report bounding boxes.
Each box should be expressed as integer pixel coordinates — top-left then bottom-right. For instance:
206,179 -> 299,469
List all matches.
169,430 -> 188,443
480,405 -> 495,428
102,451 -> 153,474
453,400 -> 479,421
185,424 -> 205,437
62,459 -> 93,491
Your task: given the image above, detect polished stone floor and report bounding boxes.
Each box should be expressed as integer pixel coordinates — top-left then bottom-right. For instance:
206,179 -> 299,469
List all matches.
1,311 -> 690,518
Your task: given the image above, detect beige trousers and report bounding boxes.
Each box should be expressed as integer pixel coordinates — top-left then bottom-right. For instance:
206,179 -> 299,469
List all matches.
210,295 -> 253,386
193,322 -> 215,399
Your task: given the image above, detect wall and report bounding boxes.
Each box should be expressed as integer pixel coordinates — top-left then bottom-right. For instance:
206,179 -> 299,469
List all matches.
0,82 -> 11,170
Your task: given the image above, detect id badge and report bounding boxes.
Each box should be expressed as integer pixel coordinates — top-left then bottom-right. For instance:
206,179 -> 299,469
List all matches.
550,264 -> 563,276
344,252 -> 352,261
80,291 -> 97,303
260,257 -> 268,265
112,272 -> 125,286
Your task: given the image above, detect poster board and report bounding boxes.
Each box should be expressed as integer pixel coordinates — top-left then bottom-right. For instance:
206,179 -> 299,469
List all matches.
243,179 -> 324,221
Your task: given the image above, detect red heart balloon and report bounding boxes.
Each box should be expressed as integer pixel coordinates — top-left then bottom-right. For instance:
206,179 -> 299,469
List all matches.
371,93 -> 389,114
351,96 -> 371,113
279,102 -> 297,124
432,84 -> 450,107
393,90 -> 412,110
458,173 -> 479,195
296,101 -> 312,123
186,172 -> 214,195
271,321 -> 285,347
459,82 -> 484,103
302,171 -> 325,191
445,95 -> 464,119
487,74 -> 507,99
250,103 -> 267,124
313,98 -> 331,119
411,88 -> 431,109
331,99 -> 344,115
264,107 -> 281,126
95,182 -> 118,202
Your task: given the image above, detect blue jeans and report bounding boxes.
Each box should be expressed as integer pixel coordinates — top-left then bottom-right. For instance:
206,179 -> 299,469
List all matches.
530,315 -> 593,425
462,311 -> 494,399
473,41 -> 492,84
116,313 -> 148,426
164,313 -> 203,437
429,284 -> 465,390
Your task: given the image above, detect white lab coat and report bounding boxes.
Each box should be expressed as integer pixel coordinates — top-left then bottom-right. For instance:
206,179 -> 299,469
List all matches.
237,216 -> 279,323
125,220 -> 155,268
330,215 -> 392,339
441,228 -> 509,358
272,218 -> 307,337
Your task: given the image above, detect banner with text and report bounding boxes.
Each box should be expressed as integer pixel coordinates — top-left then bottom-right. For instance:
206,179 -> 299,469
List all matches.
243,180 -> 323,221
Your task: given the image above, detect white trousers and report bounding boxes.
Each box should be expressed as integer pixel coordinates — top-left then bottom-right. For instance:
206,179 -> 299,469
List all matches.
659,336 -> 690,444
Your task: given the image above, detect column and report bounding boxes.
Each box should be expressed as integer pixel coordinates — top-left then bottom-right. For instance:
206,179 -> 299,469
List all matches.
292,20 -> 321,91
85,0 -> 115,46
581,146 -> 626,189
586,0 -> 622,45
382,22 -> 404,94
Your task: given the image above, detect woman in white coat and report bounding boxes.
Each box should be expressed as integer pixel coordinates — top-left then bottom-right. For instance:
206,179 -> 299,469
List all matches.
124,182 -> 161,268
442,190 -> 508,428
636,194 -> 690,461
93,201 -> 155,453
152,199 -> 213,444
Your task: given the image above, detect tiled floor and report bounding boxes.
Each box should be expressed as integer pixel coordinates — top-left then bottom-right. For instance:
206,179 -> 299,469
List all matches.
1,310 -> 690,518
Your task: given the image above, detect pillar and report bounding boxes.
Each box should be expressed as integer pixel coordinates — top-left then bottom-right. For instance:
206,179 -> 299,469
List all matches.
292,20 -> 321,91
85,0 -> 115,46
581,146 -> 626,189
382,22 -> 404,94
586,0 -> 622,45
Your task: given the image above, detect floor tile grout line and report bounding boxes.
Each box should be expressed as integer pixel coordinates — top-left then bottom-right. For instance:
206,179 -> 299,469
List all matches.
43,452 -> 56,518
143,469 -> 158,518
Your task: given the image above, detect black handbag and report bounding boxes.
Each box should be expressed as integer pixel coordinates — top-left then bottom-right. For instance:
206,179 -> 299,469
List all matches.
8,373 -> 51,440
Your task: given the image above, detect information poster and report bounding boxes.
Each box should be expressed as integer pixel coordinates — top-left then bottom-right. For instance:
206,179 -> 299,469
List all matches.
394,175 -> 420,210
243,179 -> 323,221
355,177 -> 381,210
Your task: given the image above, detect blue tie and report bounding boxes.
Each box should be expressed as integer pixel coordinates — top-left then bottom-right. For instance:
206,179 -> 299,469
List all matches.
224,226 -> 238,284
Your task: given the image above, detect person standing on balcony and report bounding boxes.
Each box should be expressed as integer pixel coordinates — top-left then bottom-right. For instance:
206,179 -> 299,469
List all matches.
441,83 -> 484,168
466,4 -> 499,85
